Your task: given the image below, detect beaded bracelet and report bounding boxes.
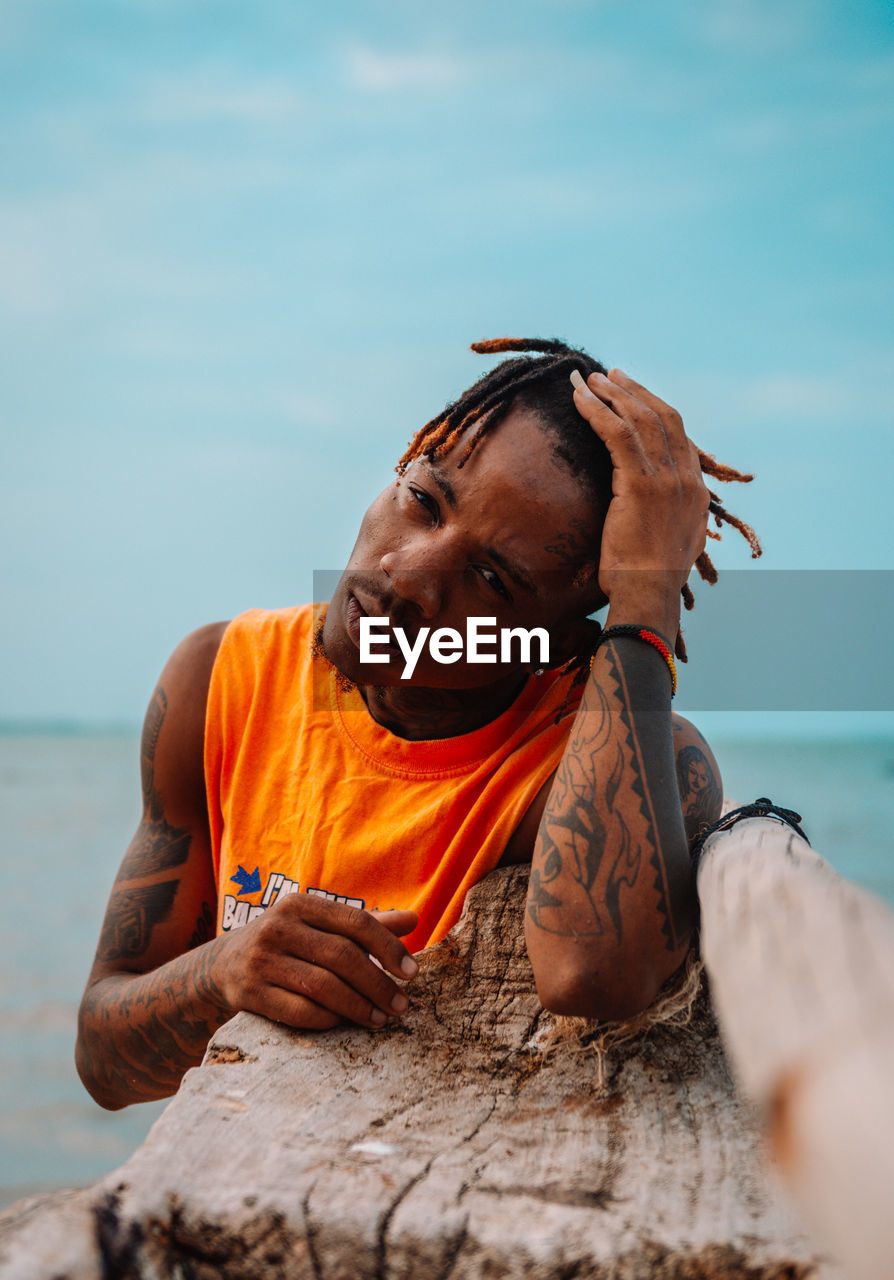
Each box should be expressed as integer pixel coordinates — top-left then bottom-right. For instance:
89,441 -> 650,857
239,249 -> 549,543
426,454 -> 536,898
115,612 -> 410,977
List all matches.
590,624 -> 678,697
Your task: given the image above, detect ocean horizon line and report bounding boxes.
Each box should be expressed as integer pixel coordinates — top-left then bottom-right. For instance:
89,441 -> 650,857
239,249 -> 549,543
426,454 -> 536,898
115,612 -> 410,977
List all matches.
2,713 -> 894,743
0,719 -> 139,737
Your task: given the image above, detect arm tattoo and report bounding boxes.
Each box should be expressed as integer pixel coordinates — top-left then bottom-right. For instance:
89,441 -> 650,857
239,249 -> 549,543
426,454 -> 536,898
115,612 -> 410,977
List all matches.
116,685 -> 192,881
527,684 -> 613,936
676,745 -> 722,836
79,938 -> 230,1104
98,880 -> 179,963
140,686 -> 166,798
605,642 -> 679,951
528,639 -> 686,952
604,805 -> 637,943
187,901 -> 216,950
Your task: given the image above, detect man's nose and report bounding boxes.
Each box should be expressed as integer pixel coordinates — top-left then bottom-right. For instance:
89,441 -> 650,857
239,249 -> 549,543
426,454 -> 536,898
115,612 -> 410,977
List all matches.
379,549 -> 444,620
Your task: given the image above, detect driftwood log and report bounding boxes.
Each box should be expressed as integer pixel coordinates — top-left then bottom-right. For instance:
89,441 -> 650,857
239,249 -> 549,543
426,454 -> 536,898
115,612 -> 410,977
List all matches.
0,863 -> 833,1279
698,814 -> 894,1280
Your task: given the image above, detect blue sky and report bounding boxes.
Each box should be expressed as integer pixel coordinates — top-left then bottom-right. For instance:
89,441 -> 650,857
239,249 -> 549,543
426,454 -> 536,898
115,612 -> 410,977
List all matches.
1,0 -> 893,730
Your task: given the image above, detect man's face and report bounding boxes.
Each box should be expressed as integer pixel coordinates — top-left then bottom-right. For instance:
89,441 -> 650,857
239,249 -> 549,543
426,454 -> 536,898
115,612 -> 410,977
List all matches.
322,406 -> 606,688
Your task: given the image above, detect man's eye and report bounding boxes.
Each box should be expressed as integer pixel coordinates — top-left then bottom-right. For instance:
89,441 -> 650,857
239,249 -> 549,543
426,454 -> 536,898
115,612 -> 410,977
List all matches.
477,567 -> 509,598
409,486 -> 436,515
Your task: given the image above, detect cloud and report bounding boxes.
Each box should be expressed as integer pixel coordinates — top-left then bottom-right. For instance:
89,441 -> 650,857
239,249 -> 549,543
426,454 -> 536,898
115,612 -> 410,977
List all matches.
711,94 -> 894,159
342,45 -> 465,93
741,373 -> 851,417
267,389 -> 343,433
0,165 -> 283,323
0,0 -> 40,52
693,0 -> 821,54
135,68 -> 311,127
682,361 -> 894,427
338,39 -> 686,112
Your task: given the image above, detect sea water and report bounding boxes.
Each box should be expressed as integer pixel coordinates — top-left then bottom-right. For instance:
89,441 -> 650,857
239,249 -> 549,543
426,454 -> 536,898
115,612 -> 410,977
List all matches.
1,729 -> 893,1210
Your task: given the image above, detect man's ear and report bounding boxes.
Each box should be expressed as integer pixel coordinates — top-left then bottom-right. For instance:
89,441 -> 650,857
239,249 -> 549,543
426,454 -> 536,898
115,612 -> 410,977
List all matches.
543,614 -> 603,671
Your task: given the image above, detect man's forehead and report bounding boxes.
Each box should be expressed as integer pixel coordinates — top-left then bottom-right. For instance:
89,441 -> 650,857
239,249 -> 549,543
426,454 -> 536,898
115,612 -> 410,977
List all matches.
402,462 -> 601,607
416,459 -> 457,508
408,419 -> 584,499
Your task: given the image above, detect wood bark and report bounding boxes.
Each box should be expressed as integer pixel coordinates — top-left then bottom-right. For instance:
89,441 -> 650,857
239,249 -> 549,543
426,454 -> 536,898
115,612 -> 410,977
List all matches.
0,863 -> 833,1279
697,813 -> 894,1280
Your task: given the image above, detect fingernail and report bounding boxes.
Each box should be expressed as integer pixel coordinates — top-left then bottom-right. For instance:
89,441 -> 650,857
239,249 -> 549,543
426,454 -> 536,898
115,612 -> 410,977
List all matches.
401,955 -> 418,978
391,992 -> 409,1014
370,1008 -> 387,1026
569,369 -> 587,392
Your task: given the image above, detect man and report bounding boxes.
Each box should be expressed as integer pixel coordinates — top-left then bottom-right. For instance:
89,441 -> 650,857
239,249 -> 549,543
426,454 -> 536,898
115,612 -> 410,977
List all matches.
76,338 -> 751,1110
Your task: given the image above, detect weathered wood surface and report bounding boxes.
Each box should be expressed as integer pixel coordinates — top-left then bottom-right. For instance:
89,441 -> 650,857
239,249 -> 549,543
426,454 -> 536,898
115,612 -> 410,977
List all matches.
698,813 -> 894,1280
0,864 -> 832,1279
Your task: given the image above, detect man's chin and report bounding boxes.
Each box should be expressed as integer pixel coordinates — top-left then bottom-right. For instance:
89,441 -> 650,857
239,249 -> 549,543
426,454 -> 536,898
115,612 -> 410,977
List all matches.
313,608 -> 358,689
316,609 -> 412,690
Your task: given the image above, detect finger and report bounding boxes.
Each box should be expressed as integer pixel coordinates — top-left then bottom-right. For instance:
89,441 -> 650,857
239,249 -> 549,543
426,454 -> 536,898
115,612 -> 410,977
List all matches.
252,985 -> 344,1032
570,372 -> 654,470
570,369 -> 643,438
265,953 -> 404,1027
247,924 -> 408,1024
369,908 -> 418,938
586,371 -> 673,457
288,895 -> 419,979
688,439 -> 711,558
604,368 -> 691,459
292,928 -> 413,1016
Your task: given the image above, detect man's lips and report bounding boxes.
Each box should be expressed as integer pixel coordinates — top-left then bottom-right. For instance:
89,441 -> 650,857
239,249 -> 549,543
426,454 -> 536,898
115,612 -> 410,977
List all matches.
345,590 -> 404,656
345,592 -> 368,648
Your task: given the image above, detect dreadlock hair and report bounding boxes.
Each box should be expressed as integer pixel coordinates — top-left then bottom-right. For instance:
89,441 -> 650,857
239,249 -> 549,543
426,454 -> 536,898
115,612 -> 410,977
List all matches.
397,337 -> 761,703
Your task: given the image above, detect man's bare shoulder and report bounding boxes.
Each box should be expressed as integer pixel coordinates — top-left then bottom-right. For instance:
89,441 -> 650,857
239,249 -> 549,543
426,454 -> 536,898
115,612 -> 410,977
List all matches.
160,620 -> 231,713
170,620 -> 231,676
149,621 -> 230,797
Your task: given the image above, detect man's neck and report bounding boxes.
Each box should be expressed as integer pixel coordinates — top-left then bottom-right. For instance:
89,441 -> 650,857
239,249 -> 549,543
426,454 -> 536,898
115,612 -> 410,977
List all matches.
357,674 -> 530,741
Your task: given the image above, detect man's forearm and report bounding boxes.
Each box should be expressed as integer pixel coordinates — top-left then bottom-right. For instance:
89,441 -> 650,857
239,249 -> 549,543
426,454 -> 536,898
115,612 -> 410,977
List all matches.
76,934 -> 232,1110
525,628 -> 694,1019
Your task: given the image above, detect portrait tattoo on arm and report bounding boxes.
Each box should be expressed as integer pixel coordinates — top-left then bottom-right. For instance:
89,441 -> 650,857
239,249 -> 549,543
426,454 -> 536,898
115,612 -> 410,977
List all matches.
676,745 -> 722,837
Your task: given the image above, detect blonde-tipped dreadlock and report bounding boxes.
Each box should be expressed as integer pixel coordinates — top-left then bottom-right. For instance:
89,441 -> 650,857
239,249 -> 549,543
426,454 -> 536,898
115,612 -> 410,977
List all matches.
397,338 -> 760,686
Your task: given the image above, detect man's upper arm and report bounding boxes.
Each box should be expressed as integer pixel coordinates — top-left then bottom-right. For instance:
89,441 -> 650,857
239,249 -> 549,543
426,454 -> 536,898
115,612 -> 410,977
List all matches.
86,621 -> 229,984
671,713 -> 723,847
501,713 -> 722,867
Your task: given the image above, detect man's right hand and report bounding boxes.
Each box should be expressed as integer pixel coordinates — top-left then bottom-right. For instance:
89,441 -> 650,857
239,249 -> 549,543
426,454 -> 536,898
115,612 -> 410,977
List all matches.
214,898 -> 419,1031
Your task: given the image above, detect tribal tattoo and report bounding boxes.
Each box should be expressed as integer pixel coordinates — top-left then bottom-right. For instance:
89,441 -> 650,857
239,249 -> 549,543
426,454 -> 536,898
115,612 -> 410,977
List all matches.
187,901 -> 216,950
604,643 -> 679,952
97,880 -> 179,963
529,682 -> 630,940
79,937 -> 230,1104
528,638 -> 688,952
116,686 -> 192,882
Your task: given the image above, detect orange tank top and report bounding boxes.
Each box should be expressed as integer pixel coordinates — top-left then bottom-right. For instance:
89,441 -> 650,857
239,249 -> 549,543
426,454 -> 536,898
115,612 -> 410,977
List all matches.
204,604 -> 581,953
